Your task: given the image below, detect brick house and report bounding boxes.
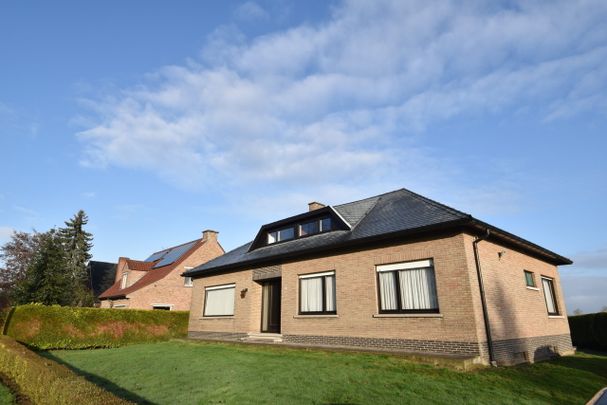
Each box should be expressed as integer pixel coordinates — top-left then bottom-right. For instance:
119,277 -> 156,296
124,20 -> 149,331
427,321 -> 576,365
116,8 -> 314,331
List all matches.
183,189 -> 574,365
99,230 -> 224,311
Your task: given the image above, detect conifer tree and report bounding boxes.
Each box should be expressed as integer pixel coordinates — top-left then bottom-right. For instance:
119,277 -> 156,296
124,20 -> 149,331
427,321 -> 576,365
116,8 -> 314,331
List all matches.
59,210 -> 94,306
13,230 -> 72,305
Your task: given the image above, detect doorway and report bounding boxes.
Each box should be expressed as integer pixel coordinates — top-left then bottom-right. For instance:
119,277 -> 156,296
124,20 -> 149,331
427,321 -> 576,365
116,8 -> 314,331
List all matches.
261,278 -> 281,333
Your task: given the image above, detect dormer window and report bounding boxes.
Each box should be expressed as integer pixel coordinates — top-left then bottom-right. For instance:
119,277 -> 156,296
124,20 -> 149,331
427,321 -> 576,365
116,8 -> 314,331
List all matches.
267,217 -> 333,245
267,227 -> 295,244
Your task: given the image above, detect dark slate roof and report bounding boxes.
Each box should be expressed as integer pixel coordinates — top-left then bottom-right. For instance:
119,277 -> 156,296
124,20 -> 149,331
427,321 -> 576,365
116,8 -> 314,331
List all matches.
87,261 -> 117,298
184,188 -> 571,277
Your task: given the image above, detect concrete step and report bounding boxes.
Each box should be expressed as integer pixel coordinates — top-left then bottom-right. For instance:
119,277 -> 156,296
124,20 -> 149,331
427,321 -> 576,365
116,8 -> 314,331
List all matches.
241,332 -> 283,343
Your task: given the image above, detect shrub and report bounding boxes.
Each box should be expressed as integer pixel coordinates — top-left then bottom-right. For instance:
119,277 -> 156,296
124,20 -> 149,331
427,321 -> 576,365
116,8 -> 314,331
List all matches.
0,335 -> 131,404
5,303 -> 188,349
568,312 -> 607,351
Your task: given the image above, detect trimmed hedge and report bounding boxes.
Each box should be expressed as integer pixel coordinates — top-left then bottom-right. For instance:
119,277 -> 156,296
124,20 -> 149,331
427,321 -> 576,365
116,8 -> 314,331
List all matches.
568,312 -> 607,351
4,304 -> 188,349
0,335 -> 131,404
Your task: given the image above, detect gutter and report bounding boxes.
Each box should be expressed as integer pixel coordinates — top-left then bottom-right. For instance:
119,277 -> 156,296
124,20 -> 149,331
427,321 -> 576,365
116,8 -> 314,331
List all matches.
472,229 -> 497,366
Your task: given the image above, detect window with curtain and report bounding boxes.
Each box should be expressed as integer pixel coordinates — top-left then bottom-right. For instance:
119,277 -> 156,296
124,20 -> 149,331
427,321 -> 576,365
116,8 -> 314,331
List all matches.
541,277 -> 559,315
299,271 -> 336,314
377,259 -> 439,313
203,284 -> 235,316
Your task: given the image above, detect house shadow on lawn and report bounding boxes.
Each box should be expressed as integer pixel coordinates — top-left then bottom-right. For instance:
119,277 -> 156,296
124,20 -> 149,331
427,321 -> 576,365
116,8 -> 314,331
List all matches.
40,352 -> 154,405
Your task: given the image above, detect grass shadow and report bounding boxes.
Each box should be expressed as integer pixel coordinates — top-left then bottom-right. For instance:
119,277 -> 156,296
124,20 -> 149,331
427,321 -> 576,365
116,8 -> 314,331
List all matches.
552,350 -> 607,380
40,351 -> 154,405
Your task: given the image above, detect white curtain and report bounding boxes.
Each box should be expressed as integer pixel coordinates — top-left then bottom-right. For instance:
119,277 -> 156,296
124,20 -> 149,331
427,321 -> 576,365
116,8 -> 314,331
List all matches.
542,278 -> 557,314
325,276 -> 335,311
204,286 -> 235,316
399,268 -> 438,310
301,277 -> 323,312
379,272 -> 398,310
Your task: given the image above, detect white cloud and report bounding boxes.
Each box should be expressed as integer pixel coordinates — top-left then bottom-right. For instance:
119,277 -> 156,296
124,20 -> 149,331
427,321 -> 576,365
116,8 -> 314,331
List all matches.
76,0 -> 607,209
234,1 -> 269,22
0,226 -> 14,244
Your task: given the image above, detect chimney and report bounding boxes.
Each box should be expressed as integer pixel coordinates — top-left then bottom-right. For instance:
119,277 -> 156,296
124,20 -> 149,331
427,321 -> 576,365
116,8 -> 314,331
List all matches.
308,201 -> 326,212
202,229 -> 219,242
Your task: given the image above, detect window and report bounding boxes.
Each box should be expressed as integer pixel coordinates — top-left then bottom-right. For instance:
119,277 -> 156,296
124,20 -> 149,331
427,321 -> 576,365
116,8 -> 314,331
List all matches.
184,277 -> 193,287
376,259 -> 439,313
299,271 -> 336,314
524,270 -> 536,288
203,284 -> 235,316
152,305 -> 171,310
299,217 -> 332,237
120,273 -> 128,289
267,227 -> 295,244
541,277 -> 559,315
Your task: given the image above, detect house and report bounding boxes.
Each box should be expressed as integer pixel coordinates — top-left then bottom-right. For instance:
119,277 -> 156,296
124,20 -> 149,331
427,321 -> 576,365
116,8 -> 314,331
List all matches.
183,189 -> 574,365
99,230 -> 224,311
86,260 -> 117,305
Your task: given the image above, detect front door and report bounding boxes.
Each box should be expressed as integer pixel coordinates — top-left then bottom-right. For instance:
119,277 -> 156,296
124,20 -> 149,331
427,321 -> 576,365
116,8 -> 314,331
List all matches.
261,278 -> 281,333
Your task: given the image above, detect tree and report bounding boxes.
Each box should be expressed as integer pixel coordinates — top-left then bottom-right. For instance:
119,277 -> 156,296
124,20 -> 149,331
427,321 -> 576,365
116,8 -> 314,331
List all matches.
59,210 -> 94,306
13,230 -> 72,306
0,230 -> 44,307
572,308 -> 583,315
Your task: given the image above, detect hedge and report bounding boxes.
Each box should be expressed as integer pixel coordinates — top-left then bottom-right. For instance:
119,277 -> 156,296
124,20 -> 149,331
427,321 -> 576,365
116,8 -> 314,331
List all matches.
4,304 -> 189,349
0,335 -> 131,404
568,312 -> 607,351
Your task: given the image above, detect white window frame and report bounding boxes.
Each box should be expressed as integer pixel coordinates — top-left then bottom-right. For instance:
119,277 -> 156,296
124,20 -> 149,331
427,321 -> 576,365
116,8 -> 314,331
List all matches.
120,272 -> 129,289
113,304 -> 127,309
298,271 -> 336,315
376,259 -> 439,313
184,267 -> 193,287
203,283 -> 236,317
541,276 -> 559,316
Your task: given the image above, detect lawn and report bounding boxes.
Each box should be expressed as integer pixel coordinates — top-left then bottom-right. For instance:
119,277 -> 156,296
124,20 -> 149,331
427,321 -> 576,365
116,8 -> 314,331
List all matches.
44,340 -> 607,405
0,383 -> 14,405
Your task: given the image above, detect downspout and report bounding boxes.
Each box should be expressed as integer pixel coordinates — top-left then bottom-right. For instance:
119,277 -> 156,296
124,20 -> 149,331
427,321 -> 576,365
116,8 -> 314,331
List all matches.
472,229 -> 497,366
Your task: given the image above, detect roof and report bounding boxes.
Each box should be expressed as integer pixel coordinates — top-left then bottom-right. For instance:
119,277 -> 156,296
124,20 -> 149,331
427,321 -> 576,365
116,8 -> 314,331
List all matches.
99,238 -> 204,300
184,188 -> 571,277
86,261 -> 117,298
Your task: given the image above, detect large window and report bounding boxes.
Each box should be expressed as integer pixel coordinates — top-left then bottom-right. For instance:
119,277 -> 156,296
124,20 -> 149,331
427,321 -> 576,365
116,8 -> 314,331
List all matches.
541,277 -> 559,315
268,217 -> 333,245
299,271 -> 336,314
376,259 -> 439,313
203,284 -> 235,317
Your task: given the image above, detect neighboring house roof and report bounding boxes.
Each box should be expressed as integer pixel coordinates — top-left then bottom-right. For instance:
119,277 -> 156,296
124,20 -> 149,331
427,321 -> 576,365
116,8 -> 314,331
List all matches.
99,239 -> 203,300
86,261 -> 117,298
184,188 -> 571,278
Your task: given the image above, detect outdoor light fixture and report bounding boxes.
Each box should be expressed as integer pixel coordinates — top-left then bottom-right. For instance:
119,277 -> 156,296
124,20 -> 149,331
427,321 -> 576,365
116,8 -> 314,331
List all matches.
240,288 -> 248,298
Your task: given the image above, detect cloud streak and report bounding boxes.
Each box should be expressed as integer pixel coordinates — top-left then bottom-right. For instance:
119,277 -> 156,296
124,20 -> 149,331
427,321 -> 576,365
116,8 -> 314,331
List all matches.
76,0 -> 607,209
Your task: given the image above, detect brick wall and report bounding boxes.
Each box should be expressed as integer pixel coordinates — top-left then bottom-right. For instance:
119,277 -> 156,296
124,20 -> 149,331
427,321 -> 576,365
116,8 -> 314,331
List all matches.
187,232 -> 573,365
101,237 -> 224,311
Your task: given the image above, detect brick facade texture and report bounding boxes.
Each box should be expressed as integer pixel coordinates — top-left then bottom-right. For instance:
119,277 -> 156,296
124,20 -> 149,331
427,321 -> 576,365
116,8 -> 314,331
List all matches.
100,235 -> 224,311
187,232 -> 574,365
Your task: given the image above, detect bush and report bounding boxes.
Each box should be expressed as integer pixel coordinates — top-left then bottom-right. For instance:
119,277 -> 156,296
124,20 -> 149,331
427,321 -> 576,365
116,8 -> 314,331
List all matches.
0,335 -> 131,404
568,312 -> 607,351
4,303 -> 188,349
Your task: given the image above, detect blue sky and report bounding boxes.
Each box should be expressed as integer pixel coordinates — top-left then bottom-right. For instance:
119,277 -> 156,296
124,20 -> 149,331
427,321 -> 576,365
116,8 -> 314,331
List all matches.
1,0 -> 606,313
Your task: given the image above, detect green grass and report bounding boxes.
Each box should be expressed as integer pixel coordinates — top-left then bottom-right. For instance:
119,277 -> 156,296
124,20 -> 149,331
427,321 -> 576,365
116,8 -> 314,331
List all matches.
44,341 -> 607,405
0,383 -> 14,405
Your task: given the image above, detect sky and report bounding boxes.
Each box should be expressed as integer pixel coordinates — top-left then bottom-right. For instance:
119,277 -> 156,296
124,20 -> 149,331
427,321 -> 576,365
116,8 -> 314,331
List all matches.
1,0 -> 606,313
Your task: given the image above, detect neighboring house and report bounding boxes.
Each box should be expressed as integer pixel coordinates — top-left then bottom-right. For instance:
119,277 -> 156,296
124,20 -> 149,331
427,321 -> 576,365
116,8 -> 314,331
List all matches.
183,189 -> 574,365
86,260 -> 117,305
99,230 -> 224,311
